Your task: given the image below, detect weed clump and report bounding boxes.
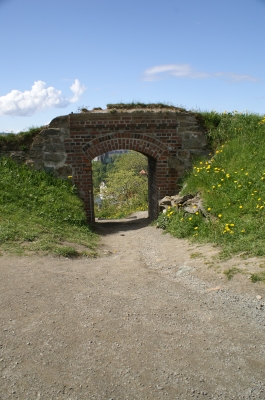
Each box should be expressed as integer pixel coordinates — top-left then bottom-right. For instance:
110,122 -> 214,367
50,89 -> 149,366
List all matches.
251,272 -> 265,283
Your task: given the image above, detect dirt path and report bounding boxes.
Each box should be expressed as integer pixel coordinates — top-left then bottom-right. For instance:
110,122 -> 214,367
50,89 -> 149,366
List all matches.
1,212 -> 265,399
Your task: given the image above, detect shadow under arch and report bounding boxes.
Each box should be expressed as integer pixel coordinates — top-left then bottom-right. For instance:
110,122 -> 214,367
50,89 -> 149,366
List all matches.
83,132 -> 169,222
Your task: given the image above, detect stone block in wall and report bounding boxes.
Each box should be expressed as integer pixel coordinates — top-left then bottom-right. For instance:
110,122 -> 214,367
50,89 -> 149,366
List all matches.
54,165 -> 73,179
43,143 -> 64,152
167,156 -> 186,170
0,151 -> 28,164
176,150 -> 190,161
25,159 -> 44,170
29,127 -> 68,172
49,115 -> 69,130
43,152 -> 66,163
10,151 -> 28,164
182,133 -> 208,150
190,149 -> 210,160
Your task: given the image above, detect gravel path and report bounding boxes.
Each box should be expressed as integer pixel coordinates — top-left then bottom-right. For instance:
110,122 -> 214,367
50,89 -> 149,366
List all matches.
1,212 -> 265,399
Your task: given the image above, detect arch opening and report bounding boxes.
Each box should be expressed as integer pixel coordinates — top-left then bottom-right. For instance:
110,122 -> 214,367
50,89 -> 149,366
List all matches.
91,149 -> 154,223
81,133 -> 164,223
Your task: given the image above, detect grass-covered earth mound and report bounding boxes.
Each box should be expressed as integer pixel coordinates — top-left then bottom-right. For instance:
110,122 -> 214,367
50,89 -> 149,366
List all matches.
0,158 -> 97,257
156,112 -> 265,268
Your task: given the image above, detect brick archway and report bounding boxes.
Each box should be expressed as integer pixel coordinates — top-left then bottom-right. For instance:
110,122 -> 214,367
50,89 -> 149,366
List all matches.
39,110 -> 209,223
81,132 -> 169,221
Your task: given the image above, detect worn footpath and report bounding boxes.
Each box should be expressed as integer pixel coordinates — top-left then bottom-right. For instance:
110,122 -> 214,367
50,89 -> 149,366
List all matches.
0,212 -> 265,399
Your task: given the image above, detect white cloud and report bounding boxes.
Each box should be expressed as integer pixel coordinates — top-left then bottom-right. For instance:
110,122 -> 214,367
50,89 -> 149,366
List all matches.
0,79 -> 86,117
142,63 -> 258,83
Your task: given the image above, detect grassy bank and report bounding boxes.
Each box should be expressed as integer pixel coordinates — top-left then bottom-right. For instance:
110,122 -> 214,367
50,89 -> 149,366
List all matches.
0,158 -> 97,257
157,111 -> 265,263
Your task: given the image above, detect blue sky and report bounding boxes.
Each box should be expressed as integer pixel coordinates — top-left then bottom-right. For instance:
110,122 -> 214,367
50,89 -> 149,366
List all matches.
0,0 -> 264,132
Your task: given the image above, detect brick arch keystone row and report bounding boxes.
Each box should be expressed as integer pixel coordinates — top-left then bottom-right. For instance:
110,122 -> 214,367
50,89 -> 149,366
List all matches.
82,132 -> 168,160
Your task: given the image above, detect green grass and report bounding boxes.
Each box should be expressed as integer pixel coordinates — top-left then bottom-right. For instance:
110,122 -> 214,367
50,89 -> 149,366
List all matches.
223,267 -> 242,281
0,158 -> 97,256
156,111 -> 265,258
251,271 -> 265,283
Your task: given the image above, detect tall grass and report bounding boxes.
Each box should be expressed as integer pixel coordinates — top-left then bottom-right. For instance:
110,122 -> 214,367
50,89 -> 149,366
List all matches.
156,112 -> 265,258
0,158 -> 97,256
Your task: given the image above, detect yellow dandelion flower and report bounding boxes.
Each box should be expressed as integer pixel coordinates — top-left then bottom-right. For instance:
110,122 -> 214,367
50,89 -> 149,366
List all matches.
194,227 -> 198,230
239,205 -> 243,209
188,217 -> 192,221
218,214 -> 222,218
207,207 -> 211,211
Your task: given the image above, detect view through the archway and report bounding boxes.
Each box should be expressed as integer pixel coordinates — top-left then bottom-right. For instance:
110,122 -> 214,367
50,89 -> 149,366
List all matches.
92,150 -> 149,221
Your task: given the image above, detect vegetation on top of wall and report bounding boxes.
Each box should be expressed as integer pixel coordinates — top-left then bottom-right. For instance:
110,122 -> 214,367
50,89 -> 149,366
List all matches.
0,157 -> 97,257
156,111 -> 265,259
106,102 -> 186,111
0,126 -> 45,150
